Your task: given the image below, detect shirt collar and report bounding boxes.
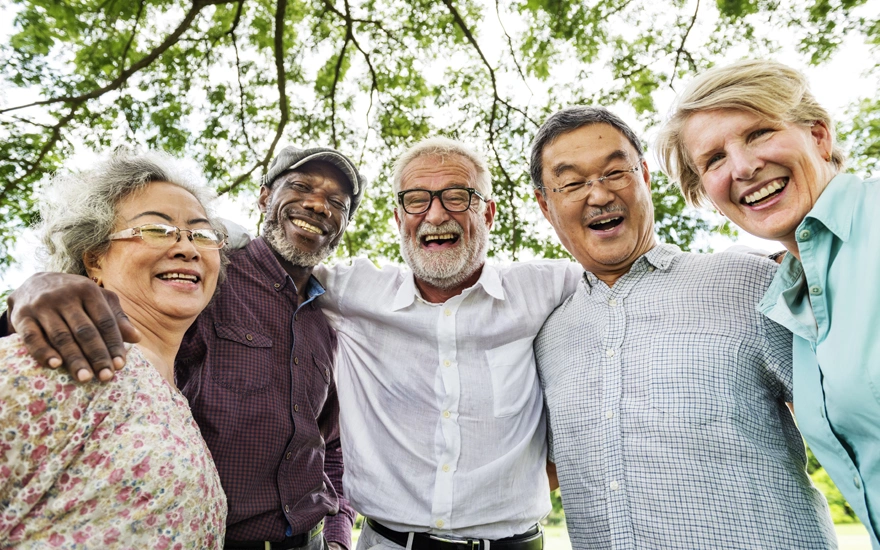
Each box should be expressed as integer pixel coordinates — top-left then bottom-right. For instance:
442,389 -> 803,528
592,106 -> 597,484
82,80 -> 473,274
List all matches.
391,262 -> 504,310
802,173 -> 859,242
246,237 -> 325,300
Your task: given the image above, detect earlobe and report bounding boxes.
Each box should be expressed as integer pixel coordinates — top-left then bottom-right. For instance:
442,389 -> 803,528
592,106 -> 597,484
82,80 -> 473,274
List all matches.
484,200 -> 497,230
258,185 -> 271,213
393,208 -> 401,229
83,251 -> 103,282
534,189 -> 552,222
811,121 -> 833,160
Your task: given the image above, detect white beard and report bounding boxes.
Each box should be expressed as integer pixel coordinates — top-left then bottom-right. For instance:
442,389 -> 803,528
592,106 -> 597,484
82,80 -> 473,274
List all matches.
399,218 -> 489,290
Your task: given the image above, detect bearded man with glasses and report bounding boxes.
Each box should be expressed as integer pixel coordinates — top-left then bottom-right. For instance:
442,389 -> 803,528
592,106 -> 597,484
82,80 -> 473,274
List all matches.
530,106 -> 835,549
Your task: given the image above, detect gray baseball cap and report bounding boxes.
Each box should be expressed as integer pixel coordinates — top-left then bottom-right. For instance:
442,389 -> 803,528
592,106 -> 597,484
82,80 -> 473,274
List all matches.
264,145 -> 367,219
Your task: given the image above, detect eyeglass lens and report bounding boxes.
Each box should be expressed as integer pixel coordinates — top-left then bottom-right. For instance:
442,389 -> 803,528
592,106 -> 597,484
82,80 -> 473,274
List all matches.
139,224 -> 225,249
402,188 -> 473,214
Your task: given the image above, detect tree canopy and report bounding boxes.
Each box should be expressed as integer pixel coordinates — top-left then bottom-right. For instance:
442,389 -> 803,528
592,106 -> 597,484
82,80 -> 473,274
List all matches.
1,0 -> 878,271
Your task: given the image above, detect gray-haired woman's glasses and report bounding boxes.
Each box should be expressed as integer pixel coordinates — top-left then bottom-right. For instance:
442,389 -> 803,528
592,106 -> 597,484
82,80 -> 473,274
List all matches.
397,187 -> 488,215
109,224 -> 227,249
548,165 -> 641,202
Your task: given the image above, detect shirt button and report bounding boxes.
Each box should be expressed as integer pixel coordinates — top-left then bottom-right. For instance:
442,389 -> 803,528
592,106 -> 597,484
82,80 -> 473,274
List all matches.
285,505 -> 290,513
442,464 -> 450,472
809,285 -> 822,296
606,349 -> 615,358
854,476 -> 862,490
798,229 -> 811,241
325,368 -> 330,378
608,298 -> 617,306
444,360 -> 451,367
647,266 -> 655,272
605,410 -> 614,419
274,283 -> 281,289
443,411 -> 451,418
286,451 -> 292,460
610,481 -> 620,490
294,357 -> 299,365
436,520 -> 444,528
444,309 -> 452,317
294,313 -> 299,321
294,404 -> 299,412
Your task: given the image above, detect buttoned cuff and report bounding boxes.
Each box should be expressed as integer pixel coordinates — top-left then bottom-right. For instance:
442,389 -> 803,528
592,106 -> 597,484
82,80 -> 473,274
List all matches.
323,509 -> 355,550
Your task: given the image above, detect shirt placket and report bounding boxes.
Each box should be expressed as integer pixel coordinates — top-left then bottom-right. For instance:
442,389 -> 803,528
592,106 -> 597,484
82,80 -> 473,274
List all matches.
591,272 -> 636,549
430,292 -> 465,530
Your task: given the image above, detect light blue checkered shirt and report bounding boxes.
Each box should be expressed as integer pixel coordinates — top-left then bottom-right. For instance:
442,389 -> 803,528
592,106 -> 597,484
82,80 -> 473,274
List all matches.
535,244 -> 836,550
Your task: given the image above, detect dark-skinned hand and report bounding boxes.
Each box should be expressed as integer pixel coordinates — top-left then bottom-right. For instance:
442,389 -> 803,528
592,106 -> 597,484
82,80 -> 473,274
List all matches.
7,272 -> 141,382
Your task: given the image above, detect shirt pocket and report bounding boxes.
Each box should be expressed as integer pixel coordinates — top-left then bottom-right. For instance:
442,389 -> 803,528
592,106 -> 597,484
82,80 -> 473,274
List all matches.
650,331 -> 738,425
308,346 -> 333,415
485,336 -> 540,418
210,323 -> 273,394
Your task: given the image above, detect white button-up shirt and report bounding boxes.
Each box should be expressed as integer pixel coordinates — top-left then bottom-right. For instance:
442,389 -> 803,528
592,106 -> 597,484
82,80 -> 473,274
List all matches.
316,258 -> 581,538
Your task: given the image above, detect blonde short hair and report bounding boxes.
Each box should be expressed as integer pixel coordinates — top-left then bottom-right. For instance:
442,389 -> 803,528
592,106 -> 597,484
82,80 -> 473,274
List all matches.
392,137 -> 492,198
656,59 -> 845,207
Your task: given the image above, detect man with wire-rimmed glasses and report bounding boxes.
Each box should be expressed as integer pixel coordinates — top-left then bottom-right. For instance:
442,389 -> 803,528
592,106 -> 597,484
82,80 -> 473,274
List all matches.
530,106 -> 836,549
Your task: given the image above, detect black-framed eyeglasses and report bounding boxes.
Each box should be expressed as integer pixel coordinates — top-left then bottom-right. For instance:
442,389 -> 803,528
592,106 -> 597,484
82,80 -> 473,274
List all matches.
547,165 -> 641,202
109,223 -> 227,250
397,187 -> 488,215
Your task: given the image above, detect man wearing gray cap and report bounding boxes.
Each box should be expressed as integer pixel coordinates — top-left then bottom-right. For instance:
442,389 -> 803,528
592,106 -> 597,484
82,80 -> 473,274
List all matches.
3,145 -> 366,550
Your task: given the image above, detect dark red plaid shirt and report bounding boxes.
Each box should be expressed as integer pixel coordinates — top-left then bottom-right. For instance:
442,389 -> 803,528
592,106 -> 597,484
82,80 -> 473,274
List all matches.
176,237 -> 354,545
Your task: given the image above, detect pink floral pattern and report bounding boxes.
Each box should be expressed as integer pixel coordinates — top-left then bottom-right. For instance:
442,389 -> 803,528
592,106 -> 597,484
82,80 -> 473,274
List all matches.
0,335 -> 226,548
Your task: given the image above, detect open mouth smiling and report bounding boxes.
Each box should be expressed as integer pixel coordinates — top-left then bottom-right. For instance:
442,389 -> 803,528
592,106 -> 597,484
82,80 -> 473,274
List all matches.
588,216 -> 624,231
421,232 -> 460,247
742,178 -> 788,206
290,218 -> 325,235
157,272 -> 200,284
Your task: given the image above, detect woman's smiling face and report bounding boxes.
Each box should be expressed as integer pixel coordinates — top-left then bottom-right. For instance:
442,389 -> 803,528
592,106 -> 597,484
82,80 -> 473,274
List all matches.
88,181 -> 221,326
682,108 -> 836,251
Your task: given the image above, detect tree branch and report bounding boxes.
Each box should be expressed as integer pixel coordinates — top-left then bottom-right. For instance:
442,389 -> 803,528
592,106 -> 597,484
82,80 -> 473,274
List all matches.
219,0 -> 290,195
494,0 -> 532,97
118,0 -> 146,76
670,0 -> 700,90
0,0 -> 237,115
327,1 -> 354,148
0,109 -> 78,202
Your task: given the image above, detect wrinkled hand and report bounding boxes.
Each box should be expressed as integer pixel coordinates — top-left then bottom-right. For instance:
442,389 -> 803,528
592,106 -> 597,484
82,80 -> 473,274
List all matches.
327,542 -> 344,550
7,272 -> 141,382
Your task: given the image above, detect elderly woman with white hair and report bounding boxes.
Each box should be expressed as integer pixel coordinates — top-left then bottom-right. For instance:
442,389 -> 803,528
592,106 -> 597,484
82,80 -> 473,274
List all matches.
0,149 -> 227,547
656,59 -> 880,547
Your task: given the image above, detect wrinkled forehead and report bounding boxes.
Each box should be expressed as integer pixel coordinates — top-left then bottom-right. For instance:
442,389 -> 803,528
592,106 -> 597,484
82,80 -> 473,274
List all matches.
272,160 -> 353,195
543,125 -> 640,178
400,154 -> 478,190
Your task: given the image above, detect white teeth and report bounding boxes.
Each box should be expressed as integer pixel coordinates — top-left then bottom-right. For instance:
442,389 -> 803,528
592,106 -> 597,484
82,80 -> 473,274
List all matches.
158,273 -> 198,282
745,179 -> 787,205
592,217 -> 621,227
424,233 -> 457,242
292,219 -> 324,234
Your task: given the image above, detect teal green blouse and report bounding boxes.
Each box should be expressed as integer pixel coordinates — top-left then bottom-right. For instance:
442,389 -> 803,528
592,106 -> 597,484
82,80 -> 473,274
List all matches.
759,173 -> 880,549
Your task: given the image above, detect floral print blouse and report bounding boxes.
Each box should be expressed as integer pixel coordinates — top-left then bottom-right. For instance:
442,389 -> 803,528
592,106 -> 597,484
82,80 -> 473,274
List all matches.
0,334 -> 226,548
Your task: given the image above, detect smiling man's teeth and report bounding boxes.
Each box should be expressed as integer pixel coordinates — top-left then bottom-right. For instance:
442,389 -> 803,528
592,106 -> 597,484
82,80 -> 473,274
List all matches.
292,219 -> 324,234
424,233 -> 456,242
158,273 -> 198,282
592,217 -> 621,227
745,179 -> 787,205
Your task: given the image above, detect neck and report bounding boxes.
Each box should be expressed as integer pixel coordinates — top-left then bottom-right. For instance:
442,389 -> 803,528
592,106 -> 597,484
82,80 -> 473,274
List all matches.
122,308 -> 191,386
592,240 -> 657,287
414,264 -> 484,304
271,249 -> 315,303
780,238 -> 801,261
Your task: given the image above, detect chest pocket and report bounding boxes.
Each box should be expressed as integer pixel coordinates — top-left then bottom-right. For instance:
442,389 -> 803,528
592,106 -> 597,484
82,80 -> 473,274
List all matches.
486,336 -> 541,418
210,324 -> 273,394
650,331 -> 738,425
307,346 -> 333,415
